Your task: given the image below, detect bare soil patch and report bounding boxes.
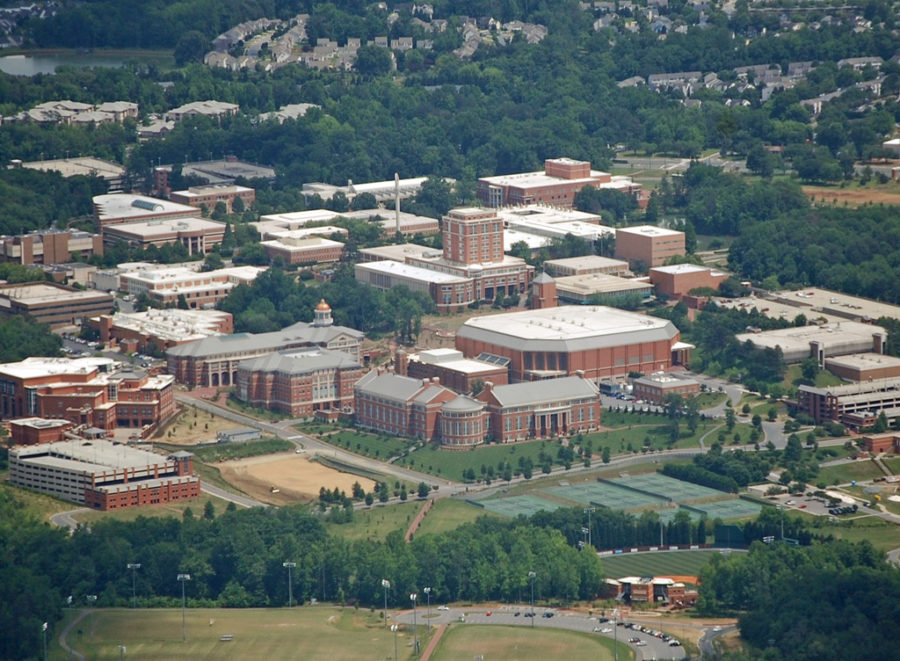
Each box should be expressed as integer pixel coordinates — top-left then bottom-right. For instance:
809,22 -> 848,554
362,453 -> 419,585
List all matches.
803,185 -> 900,207
217,452 -> 376,505
153,403 -> 239,446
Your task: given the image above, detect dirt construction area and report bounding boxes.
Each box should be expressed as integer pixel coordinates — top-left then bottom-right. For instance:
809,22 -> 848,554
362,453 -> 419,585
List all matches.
803,185 -> 900,207
153,403 -> 239,446
217,452 -> 376,506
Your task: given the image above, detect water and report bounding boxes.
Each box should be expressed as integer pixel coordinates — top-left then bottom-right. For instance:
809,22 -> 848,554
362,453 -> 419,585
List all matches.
0,53 -> 128,76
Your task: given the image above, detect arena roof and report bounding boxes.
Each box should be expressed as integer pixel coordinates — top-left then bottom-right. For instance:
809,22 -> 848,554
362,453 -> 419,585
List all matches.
458,305 -> 678,353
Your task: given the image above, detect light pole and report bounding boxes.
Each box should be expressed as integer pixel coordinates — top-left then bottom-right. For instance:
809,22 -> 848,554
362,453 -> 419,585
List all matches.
410,592 -> 418,657
86,595 -> 97,638
381,579 -> 391,628
391,624 -> 399,661
118,645 -> 126,660
584,507 -> 595,547
613,608 -> 619,661
580,526 -> 590,549
127,563 -> 141,609
423,587 -> 432,631
42,622 -> 48,661
528,571 -> 536,627
283,562 -> 296,607
177,573 -> 191,642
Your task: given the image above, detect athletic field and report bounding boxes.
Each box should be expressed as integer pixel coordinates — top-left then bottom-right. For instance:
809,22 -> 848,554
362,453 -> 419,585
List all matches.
599,550 -> 730,579
430,624 -> 630,661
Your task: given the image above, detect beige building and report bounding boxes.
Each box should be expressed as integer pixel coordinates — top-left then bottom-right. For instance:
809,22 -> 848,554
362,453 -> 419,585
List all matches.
615,225 -> 685,268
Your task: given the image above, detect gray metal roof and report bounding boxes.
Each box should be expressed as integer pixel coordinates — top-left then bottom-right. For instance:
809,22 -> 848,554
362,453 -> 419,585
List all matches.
443,395 -> 484,412
354,371 -> 428,403
238,348 -> 360,375
487,376 -> 599,408
167,320 -> 363,359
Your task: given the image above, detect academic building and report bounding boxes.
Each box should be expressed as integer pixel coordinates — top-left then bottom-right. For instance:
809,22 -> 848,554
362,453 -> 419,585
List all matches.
615,225 -> 686,268
101,217 -> 226,255
90,308 -> 234,354
0,282 -> 114,328
170,184 -> 255,213
235,348 -> 362,417
797,377 -> 900,429
9,440 -> 199,510
0,229 -> 103,265
477,158 -> 642,208
0,357 -> 175,434
166,301 -> 364,387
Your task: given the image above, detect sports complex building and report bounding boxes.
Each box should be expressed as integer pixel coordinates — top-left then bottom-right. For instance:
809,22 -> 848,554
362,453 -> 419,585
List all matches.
455,305 -> 689,382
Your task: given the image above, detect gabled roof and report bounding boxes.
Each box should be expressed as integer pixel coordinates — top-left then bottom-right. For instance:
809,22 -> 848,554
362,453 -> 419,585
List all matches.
484,376 -> 599,408
238,349 -> 360,375
354,372 -> 428,403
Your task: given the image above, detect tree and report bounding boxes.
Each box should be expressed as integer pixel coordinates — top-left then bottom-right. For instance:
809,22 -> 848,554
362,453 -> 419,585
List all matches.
417,482 -> 430,499
174,31 -> 209,66
355,45 -> 393,76
231,196 -> 245,214
202,252 -> 224,272
725,407 -> 736,431
203,500 -> 215,520
350,192 -> 377,210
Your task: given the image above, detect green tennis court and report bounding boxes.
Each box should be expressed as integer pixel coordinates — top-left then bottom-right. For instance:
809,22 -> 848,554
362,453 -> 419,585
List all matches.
545,482 -> 670,511
687,499 -> 762,520
478,495 -> 561,517
610,474 -> 727,503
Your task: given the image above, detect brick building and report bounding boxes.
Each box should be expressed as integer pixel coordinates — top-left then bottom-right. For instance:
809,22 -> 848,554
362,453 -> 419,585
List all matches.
543,255 -> 631,278
93,194 -> 199,228
120,265 -> 264,309
91,308 -> 234,354
632,373 -> 701,404
236,348 -> 362,417
354,370 -> 458,441
456,305 -> 688,382
8,417 -> 73,445
0,357 -> 175,434
477,377 -> 601,442
649,264 -> 727,299
0,282 -> 114,328
102,217 -> 226,255
170,184 -> 255,213
166,300 -> 363,387
797,377 -> 900,429
477,158 -> 642,208
9,440 -> 199,510
439,395 -> 489,449
860,433 -> 900,454
396,348 -> 509,394
823,353 -> 900,382
261,236 -> 345,265
615,225 -> 686,269
0,229 -> 102,265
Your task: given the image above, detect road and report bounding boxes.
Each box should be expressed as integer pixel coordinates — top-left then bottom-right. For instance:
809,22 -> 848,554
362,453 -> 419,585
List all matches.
201,482 -> 268,508
50,508 -> 90,532
59,609 -> 89,661
392,605 -> 685,661
699,624 -> 737,660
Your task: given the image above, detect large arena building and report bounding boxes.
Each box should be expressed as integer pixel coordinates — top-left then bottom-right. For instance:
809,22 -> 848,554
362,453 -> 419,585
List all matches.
455,306 -> 687,382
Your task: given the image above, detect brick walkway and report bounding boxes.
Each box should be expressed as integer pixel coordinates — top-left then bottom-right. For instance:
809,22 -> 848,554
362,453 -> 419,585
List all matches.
419,623 -> 447,661
405,498 -> 433,542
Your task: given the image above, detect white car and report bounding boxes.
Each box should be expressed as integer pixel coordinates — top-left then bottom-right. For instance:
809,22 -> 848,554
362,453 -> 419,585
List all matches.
437,606 -> 450,611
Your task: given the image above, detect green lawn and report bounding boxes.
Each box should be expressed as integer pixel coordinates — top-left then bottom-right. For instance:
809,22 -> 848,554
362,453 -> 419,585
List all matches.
325,428 -> 413,461
414,499 -> 496,537
396,438 -> 561,482
0,478 -> 71,523
816,459 -> 886,486
72,494 -> 237,526
803,515 -> 900,553
326,501 -> 421,542
51,607 -> 420,661
430,623 -> 630,661
692,392 -> 728,409
599,550 -> 723,580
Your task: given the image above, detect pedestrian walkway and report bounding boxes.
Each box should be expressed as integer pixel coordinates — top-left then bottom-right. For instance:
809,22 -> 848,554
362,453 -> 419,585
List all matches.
405,498 -> 433,542
419,623 -> 447,661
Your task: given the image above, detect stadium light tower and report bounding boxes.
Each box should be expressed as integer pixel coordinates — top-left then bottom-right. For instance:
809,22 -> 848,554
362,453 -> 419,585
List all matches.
584,507 -> 595,547
381,579 -> 391,628
423,587 -> 432,631
177,574 -> 191,642
410,593 -> 418,657
528,572 -> 536,628
283,562 -> 296,607
127,563 -> 141,609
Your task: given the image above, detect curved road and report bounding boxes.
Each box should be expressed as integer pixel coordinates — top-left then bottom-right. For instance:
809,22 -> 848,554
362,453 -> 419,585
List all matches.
50,508 -> 90,533
699,624 -> 737,660
59,609 -> 90,661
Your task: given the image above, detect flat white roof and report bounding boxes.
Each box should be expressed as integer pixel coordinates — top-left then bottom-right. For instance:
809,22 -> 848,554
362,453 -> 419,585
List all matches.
0,283 -> 111,304
545,255 -> 630,270
0,356 -> 115,380
100,309 -> 231,343
771,288 -> 900,323
93,194 -> 198,222
356,260 -> 469,284
171,185 -> 254,198
261,236 -> 345,250
555,273 -> 653,295
503,228 -> 552,251
496,205 -> 604,225
480,168 -> 611,189
359,243 -> 437,261
824,352 -> 900,370
651,264 -> 718,275
460,305 -> 677,349
617,224 -> 684,238
103,217 -> 226,238
261,225 -> 348,240
736,321 -> 885,357
18,157 -> 125,179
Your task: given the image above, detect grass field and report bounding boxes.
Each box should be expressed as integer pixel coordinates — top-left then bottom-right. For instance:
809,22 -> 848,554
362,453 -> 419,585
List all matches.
817,459 -> 886,486
430,624 -> 630,661
72,493 -> 236,526
51,607 -> 420,661
599,550 -> 726,579
326,501 -> 421,542
807,516 -> 900,552
396,439 -> 560,481
0,478 -> 71,522
324,428 -> 413,461
415,498 -> 495,537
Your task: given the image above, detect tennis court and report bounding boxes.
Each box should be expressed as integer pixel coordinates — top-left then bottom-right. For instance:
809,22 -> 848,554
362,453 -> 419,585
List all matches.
478,495 -> 561,518
610,473 -> 727,503
546,482 -> 670,511
687,499 -> 762,520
